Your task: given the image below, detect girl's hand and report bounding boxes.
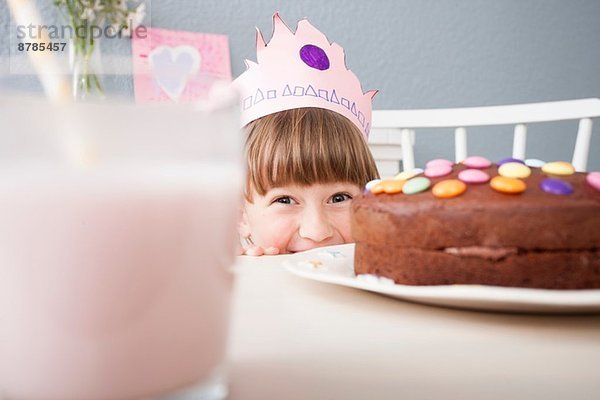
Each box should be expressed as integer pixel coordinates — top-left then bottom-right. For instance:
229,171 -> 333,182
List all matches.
238,229 -> 280,256
242,245 -> 280,256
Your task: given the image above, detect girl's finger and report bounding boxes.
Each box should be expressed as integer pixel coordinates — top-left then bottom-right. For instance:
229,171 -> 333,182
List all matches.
264,247 -> 280,255
245,246 -> 265,256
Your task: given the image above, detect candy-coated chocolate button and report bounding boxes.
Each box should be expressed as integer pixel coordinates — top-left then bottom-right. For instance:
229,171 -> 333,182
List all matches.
542,161 -> 575,176
540,178 -> 573,195
498,162 -> 531,179
402,177 -> 431,195
498,157 -> 525,166
424,164 -> 452,178
394,168 -> 424,181
462,156 -> 491,169
490,176 -> 526,194
371,182 -> 385,194
426,158 -> 453,168
432,179 -> 467,198
525,158 -> 546,168
586,172 -> 600,192
365,179 -> 381,191
458,169 -> 490,184
381,179 -> 406,194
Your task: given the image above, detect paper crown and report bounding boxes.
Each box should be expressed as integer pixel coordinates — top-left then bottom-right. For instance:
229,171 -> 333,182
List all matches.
233,12 -> 377,138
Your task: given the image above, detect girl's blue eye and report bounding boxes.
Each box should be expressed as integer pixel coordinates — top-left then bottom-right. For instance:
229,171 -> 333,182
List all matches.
331,193 -> 352,203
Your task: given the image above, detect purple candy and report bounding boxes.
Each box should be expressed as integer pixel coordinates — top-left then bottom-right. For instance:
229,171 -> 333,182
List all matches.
299,45 -> 330,70
498,157 -> 525,166
540,178 -> 573,195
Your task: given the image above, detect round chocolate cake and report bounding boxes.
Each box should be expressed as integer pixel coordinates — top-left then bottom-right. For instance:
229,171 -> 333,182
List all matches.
351,158 -> 600,289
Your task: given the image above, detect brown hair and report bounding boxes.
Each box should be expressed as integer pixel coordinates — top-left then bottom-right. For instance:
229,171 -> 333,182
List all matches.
244,107 -> 380,201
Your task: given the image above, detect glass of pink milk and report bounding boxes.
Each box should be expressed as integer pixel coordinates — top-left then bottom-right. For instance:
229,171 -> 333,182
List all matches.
0,89 -> 241,400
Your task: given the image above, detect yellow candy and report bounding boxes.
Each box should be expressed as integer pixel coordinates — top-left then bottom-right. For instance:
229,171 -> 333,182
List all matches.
490,176 -> 526,194
381,179 -> 406,194
394,169 -> 422,181
432,179 -> 467,198
498,162 -> 531,179
542,161 -> 575,176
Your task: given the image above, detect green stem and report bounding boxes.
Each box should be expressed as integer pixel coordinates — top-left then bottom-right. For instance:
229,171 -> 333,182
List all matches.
56,0 -> 140,99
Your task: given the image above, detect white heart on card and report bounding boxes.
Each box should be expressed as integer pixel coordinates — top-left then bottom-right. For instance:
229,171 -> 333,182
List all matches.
148,45 -> 201,101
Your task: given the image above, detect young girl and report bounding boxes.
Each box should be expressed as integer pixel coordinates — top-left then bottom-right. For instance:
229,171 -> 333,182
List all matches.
234,13 -> 379,255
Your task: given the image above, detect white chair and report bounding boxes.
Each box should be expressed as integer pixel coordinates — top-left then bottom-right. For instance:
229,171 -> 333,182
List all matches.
368,98 -> 600,176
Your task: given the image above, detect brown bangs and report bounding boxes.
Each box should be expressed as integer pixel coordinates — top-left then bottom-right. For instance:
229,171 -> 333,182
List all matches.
244,108 -> 379,200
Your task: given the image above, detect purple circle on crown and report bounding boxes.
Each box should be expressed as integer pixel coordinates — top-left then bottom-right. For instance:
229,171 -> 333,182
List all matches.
498,157 -> 525,166
299,44 -> 330,70
540,178 -> 573,195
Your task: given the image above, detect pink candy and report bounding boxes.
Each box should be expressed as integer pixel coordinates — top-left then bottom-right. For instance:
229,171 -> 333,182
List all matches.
462,156 -> 492,169
458,169 -> 491,184
426,158 -> 453,169
425,164 -> 453,178
587,172 -> 600,192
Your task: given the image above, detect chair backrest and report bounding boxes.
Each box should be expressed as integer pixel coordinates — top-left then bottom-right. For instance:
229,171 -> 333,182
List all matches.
368,98 -> 600,176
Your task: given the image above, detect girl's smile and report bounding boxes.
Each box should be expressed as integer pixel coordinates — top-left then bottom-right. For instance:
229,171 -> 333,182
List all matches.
241,182 -> 363,254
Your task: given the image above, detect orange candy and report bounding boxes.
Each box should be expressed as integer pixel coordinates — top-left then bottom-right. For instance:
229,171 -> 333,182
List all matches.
490,176 -> 526,194
432,179 -> 467,199
380,179 -> 406,194
370,182 -> 386,194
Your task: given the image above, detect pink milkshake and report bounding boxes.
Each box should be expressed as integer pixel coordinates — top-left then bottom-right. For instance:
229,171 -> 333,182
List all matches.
0,163 -> 240,400
0,92 -> 242,399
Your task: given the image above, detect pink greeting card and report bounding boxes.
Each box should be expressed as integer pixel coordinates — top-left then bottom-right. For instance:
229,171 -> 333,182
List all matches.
132,27 -> 232,103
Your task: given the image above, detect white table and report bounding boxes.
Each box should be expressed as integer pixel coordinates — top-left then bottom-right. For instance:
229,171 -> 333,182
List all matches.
227,255 -> 600,400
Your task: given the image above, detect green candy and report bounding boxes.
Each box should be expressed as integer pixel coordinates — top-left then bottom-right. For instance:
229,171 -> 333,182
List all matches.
402,177 -> 431,195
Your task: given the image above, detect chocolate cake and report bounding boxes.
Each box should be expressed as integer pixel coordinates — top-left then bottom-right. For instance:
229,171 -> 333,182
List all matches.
351,159 -> 600,289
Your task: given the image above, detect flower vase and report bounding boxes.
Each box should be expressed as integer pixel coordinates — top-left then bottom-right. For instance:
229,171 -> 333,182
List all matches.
69,38 -> 105,101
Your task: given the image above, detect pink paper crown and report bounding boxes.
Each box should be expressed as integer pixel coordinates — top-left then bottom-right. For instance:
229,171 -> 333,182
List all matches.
233,12 -> 377,139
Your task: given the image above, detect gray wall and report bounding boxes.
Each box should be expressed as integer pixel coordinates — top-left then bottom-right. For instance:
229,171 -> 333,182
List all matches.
2,0 -> 599,170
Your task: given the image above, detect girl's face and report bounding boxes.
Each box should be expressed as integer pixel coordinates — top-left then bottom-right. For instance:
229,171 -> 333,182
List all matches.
241,182 -> 363,254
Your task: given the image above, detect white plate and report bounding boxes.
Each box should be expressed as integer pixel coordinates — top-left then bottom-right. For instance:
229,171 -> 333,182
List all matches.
284,243 -> 600,314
